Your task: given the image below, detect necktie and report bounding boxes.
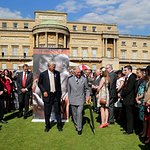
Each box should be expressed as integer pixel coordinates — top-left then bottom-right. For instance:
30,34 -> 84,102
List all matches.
22,72 -> 27,87
50,72 -> 55,92
76,78 -> 79,84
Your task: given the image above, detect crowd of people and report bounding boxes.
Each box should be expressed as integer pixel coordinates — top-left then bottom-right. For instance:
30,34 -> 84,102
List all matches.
0,62 -> 150,144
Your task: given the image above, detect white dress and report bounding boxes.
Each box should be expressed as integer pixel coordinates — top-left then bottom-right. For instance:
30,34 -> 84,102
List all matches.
97,77 -> 109,107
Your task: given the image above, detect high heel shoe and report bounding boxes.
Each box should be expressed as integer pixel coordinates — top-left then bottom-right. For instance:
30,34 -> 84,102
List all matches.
103,123 -> 109,127
98,124 -> 105,128
145,138 -> 150,144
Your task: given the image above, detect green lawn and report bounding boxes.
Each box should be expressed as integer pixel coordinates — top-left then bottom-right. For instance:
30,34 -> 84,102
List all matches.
0,108 -> 149,150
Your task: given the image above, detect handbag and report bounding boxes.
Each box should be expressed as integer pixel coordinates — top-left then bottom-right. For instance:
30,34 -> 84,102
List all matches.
99,98 -> 106,105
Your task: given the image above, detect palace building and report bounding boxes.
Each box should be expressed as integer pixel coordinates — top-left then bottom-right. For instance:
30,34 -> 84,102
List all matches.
0,10 -> 150,70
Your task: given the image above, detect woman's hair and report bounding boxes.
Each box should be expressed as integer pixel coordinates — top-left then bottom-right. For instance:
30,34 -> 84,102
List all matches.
100,67 -> 110,83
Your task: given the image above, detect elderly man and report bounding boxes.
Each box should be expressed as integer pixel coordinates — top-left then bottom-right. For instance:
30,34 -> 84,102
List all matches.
38,61 -> 62,132
68,67 -> 90,135
106,64 -> 117,124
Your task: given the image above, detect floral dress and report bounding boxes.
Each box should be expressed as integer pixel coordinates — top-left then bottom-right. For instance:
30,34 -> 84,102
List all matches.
137,80 -> 146,121
97,77 -> 109,107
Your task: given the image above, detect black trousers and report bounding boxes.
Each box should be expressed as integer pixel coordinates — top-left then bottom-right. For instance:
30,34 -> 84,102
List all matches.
125,105 -> 134,133
44,93 -> 61,128
0,96 -> 5,120
18,92 -> 30,116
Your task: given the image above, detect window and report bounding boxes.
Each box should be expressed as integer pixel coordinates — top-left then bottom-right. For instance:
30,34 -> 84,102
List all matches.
143,43 -> 147,47
1,46 -> 7,57
23,47 -> 29,58
132,42 -> 137,47
13,64 -> 18,70
48,44 -> 55,48
92,48 -> 97,57
92,64 -> 97,71
83,26 -> 87,32
92,26 -> 96,32
82,48 -> 88,57
132,50 -> 137,59
13,22 -> 18,29
143,51 -> 148,59
24,23 -> 28,29
121,41 -> 126,46
121,50 -> 126,59
2,22 -> 7,28
12,46 -> 18,56
107,27 -> 111,30
73,25 -> 77,31
72,48 -> 77,57
2,64 -> 6,69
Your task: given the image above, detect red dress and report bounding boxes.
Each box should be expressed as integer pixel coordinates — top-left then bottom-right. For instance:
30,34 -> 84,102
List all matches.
2,78 -> 12,95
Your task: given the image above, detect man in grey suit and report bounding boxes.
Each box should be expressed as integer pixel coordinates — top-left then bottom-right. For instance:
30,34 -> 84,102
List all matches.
68,67 -> 90,135
106,64 -> 117,124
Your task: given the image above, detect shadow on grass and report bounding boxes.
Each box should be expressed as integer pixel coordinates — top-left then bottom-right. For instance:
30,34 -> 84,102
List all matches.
138,144 -> 150,150
4,111 -> 19,121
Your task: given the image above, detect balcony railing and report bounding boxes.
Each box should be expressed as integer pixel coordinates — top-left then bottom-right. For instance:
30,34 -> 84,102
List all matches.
0,55 -> 33,60
119,58 -> 150,63
69,56 -> 102,62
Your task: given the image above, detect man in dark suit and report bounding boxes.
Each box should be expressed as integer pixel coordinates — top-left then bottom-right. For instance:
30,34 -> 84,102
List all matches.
92,69 -> 102,113
121,65 -> 136,134
17,64 -> 33,119
38,61 -> 62,132
106,64 -> 117,124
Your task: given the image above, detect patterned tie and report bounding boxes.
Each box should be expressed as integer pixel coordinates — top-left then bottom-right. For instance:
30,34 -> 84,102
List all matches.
76,78 -> 79,84
22,72 -> 27,87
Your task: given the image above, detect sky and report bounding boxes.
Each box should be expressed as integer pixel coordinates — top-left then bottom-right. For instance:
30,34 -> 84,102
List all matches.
0,0 -> 150,35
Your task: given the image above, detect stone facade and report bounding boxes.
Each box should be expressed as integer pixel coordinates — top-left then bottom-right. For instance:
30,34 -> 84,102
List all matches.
0,10 -> 149,70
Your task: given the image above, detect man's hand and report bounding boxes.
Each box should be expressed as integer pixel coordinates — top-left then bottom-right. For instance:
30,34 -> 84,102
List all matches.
86,96 -> 91,105
43,91 -> 48,97
0,91 -> 3,95
21,88 -> 26,93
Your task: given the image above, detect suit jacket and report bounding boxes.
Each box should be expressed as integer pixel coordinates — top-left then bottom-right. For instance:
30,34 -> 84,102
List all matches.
38,70 -> 62,103
92,76 -> 101,94
121,73 -> 136,105
17,71 -> 33,95
68,75 -> 90,106
109,71 -> 117,99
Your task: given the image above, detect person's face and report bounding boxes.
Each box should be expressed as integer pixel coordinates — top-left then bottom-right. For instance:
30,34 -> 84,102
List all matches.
106,65 -> 112,73
123,68 -> 131,76
136,70 -> 142,78
75,68 -> 81,78
23,66 -> 29,72
4,70 -> 8,76
48,64 -> 56,72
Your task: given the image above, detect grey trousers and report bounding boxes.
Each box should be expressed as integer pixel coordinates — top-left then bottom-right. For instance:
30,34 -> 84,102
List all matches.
71,105 -> 83,131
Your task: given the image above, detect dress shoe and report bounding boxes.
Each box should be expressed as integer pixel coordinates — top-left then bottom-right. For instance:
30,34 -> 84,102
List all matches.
98,124 -> 105,128
57,126 -> 63,131
109,122 -> 115,125
18,112 -> 23,118
23,115 -> 27,119
0,120 -> 8,124
44,127 -> 50,132
103,123 -> 109,127
78,130 -> 82,135
123,131 -> 133,135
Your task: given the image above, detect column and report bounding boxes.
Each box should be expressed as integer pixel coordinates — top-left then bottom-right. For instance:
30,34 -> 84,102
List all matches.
64,35 -> 66,48
115,39 -> 118,58
56,33 -> 58,48
114,39 -> 116,58
36,34 -> 39,48
105,38 -> 107,57
102,38 -> 104,57
45,32 -> 48,47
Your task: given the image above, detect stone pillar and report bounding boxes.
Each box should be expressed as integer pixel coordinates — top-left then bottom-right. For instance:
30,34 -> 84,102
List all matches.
105,38 -> 107,57
45,32 -> 48,48
115,39 -> 118,58
102,38 -> 104,57
64,35 -> 66,48
56,33 -> 58,48
114,39 -> 116,58
36,34 -> 39,47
